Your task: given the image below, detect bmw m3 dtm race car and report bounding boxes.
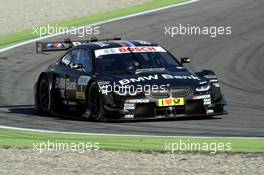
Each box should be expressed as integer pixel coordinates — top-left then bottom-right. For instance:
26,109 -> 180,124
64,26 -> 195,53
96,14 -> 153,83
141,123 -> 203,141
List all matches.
35,37 -> 227,121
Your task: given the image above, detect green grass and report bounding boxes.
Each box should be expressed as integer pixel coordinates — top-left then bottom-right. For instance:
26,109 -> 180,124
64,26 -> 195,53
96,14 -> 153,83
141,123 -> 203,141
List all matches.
0,129 -> 264,153
0,0 -> 188,49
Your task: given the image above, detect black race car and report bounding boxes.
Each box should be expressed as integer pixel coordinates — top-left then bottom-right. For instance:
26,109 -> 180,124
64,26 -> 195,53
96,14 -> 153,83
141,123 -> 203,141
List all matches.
34,37 -> 227,121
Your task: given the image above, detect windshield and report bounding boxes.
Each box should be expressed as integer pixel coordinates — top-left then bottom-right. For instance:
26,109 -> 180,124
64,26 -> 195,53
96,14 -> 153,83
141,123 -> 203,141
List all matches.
95,51 -> 181,72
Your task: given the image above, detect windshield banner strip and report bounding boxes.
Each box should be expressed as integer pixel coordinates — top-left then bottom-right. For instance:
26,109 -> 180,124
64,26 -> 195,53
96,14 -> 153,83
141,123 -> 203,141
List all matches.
95,46 -> 167,57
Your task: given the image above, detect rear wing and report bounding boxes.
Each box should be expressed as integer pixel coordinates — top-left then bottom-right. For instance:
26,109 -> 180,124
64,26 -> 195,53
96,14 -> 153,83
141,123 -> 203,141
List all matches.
36,37 -> 121,53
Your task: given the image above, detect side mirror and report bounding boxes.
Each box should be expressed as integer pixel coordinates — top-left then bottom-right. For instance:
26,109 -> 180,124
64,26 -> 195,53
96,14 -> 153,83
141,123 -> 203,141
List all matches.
181,57 -> 191,64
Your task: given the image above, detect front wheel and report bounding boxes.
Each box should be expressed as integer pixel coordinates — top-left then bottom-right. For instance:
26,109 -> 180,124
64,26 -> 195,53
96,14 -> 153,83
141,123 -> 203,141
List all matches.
88,85 -> 108,122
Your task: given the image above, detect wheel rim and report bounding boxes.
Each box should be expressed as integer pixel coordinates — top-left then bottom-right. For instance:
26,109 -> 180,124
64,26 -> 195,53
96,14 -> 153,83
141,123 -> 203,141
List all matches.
39,79 -> 50,111
90,88 -> 101,116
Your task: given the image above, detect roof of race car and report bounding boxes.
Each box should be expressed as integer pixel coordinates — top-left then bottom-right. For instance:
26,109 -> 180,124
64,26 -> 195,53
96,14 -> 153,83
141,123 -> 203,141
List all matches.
74,40 -> 159,50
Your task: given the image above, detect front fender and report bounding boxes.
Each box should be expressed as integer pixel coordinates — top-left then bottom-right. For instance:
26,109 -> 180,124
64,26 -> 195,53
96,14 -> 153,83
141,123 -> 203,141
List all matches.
195,70 -> 224,103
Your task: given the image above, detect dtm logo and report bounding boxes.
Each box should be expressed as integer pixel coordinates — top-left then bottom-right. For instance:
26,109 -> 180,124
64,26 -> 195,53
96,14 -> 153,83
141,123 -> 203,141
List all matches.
119,74 -> 200,85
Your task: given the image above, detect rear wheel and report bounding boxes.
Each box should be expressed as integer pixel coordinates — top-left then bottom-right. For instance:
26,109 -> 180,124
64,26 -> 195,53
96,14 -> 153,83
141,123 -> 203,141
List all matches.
37,75 -> 51,113
88,85 -> 108,122
36,75 -> 63,115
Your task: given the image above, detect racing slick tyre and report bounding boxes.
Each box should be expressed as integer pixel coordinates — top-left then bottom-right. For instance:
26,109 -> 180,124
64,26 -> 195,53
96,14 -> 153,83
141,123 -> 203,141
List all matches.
88,83 -> 108,122
36,75 -> 52,114
36,74 -> 62,115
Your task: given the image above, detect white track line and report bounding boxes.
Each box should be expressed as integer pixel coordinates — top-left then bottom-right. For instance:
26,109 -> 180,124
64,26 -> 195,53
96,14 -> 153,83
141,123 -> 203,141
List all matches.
0,125 -> 263,139
0,0 -> 199,53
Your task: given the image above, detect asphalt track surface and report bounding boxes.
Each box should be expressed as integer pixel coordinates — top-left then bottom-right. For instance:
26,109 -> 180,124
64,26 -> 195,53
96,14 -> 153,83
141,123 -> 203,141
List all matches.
0,0 -> 264,137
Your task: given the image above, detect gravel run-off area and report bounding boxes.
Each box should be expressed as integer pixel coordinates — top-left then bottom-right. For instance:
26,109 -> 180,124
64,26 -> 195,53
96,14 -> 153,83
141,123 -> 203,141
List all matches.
0,0 -> 150,35
0,148 -> 263,175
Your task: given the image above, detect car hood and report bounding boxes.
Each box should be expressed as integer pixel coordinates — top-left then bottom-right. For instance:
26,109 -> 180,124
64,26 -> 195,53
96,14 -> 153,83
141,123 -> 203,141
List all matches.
98,67 -> 207,88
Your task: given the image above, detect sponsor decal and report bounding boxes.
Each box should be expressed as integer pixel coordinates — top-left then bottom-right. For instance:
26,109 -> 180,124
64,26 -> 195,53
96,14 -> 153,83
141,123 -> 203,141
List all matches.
124,115 -> 134,119
209,79 -> 218,83
124,103 -> 136,110
206,109 -> 214,114
161,74 -> 200,80
204,75 -> 217,79
46,43 -> 68,49
78,76 -> 91,86
158,97 -> 185,107
192,94 -> 211,100
55,78 -> 76,90
76,91 -> 85,99
203,98 -> 212,105
119,74 -> 200,85
192,95 -> 211,105
119,47 -> 165,53
98,81 -> 111,86
119,75 -> 159,85
125,99 -> 150,103
95,46 -> 166,57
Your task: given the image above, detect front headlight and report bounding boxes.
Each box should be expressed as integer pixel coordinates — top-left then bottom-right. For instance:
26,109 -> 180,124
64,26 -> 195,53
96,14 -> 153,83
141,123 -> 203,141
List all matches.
195,84 -> 211,92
